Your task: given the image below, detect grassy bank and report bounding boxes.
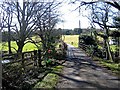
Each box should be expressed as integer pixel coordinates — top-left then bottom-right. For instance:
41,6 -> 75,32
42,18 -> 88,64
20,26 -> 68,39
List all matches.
93,57 -> 120,74
34,65 -> 63,88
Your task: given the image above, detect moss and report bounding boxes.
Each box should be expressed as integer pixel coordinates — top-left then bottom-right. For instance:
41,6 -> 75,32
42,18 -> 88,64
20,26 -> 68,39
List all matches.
52,66 -> 63,73
34,65 -> 63,89
34,73 -> 58,88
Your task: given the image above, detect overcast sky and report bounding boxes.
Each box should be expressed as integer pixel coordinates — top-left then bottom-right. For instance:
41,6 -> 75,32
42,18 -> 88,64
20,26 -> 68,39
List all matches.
56,0 -> 90,29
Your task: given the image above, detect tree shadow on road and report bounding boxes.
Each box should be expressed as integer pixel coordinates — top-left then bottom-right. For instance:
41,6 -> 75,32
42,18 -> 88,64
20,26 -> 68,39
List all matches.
55,45 -> 120,89
53,71 -> 119,89
62,57 -> 102,71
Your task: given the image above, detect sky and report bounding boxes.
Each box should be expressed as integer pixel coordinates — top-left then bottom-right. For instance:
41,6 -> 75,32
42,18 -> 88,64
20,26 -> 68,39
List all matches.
1,0 -> 118,30
56,0 -> 120,30
56,0 -> 90,29
0,0 -> 89,30
0,0 -> 93,30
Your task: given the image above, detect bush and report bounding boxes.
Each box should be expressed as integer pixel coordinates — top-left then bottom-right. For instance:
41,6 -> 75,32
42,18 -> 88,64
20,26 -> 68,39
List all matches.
79,35 -> 97,45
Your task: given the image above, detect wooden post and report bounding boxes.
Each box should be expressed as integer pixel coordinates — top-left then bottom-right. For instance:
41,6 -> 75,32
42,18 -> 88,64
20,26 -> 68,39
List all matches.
38,50 -> 42,67
34,50 -> 37,66
22,53 -> 25,70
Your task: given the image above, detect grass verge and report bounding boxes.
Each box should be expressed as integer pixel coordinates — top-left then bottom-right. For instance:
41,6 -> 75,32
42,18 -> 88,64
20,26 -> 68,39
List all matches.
93,57 -> 120,75
33,65 -> 63,88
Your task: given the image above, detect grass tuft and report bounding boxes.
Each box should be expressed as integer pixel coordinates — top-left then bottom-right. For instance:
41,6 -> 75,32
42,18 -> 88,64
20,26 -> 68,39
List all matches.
34,65 -> 63,88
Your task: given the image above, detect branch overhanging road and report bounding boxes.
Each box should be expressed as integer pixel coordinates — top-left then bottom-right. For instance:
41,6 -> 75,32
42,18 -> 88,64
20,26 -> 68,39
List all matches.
55,44 -> 120,89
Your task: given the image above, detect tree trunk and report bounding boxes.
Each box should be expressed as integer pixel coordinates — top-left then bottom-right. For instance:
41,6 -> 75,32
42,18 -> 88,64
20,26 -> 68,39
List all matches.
17,48 -> 22,60
106,39 -> 113,62
38,50 -> 42,67
93,32 -> 98,43
8,24 -> 12,54
17,42 -> 24,58
17,46 -> 23,54
105,28 -> 113,61
118,37 -> 120,57
104,39 -> 109,60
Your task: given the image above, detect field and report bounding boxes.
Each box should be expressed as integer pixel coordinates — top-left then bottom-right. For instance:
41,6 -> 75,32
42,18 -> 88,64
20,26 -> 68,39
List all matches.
62,35 -> 119,52
1,41 -> 39,52
1,35 -> 43,52
1,35 -> 119,52
62,35 -> 79,47
1,35 -> 79,52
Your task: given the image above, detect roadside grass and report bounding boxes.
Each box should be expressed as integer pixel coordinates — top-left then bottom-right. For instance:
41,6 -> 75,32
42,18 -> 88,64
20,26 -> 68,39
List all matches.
93,57 -> 120,74
34,65 -> 63,88
62,35 -> 79,47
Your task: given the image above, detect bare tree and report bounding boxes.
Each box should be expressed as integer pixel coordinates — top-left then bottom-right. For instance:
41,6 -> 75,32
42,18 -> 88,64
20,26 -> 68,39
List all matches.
80,0 -> 120,10
70,0 -> 120,28
113,16 -> 120,28
81,0 -> 120,27
24,1 -> 62,48
3,1 -> 44,54
0,3 -> 15,54
86,2 -> 114,61
35,2 -> 60,49
112,16 -> 120,57
69,0 -> 120,61
80,1 -> 120,61
33,1 -> 62,63
1,0 -> 62,56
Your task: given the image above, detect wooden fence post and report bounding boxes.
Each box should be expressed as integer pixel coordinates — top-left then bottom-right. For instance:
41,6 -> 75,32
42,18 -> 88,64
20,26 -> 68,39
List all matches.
22,53 -> 25,70
34,50 -> 37,66
38,50 -> 42,67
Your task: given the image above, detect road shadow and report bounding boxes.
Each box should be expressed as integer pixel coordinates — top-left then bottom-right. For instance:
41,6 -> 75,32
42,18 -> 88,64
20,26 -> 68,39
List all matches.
53,71 -> 119,89
63,57 -> 102,71
55,44 -> 120,88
